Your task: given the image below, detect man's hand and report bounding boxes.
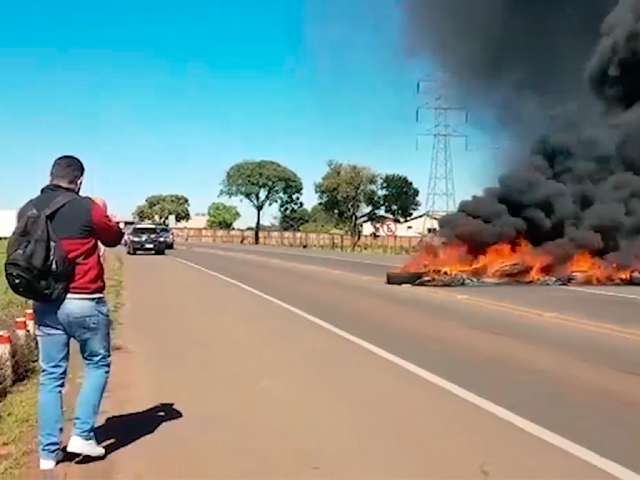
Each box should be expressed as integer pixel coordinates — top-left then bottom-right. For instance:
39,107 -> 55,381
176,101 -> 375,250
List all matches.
91,197 -> 124,247
93,197 -> 119,222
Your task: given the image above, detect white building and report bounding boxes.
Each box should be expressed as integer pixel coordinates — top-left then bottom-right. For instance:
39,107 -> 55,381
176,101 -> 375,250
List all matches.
361,213 -> 440,238
176,214 -> 208,229
0,210 -> 17,238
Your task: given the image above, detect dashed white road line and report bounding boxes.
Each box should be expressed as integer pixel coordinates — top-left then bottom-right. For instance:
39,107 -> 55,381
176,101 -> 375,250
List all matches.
174,255 -> 639,480
562,286 -> 640,300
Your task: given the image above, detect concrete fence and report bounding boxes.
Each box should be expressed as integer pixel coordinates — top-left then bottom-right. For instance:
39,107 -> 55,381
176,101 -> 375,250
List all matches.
174,228 -> 430,255
0,308 -> 38,401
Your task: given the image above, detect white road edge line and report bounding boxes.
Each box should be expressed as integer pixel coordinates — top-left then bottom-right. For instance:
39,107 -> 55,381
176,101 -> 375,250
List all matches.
189,245 -> 402,267
173,256 -> 639,480
561,285 -> 640,301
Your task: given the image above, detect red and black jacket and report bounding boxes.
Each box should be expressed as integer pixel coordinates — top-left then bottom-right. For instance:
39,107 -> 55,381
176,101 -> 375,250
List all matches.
19,185 -> 124,295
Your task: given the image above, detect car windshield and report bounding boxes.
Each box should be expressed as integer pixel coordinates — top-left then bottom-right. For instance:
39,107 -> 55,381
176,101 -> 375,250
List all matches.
132,228 -> 158,235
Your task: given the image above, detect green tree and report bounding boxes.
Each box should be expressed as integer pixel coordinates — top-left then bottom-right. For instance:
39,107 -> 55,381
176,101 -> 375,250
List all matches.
315,161 -> 379,241
379,174 -> 421,221
299,205 -> 339,233
133,194 -> 190,225
207,202 -> 240,229
279,207 -> 310,231
221,160 -> 302,244
310,204 -> 336,223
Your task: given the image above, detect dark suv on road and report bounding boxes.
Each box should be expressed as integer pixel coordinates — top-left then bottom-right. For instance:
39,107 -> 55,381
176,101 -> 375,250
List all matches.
126,225 -> 166,255
158,226 -> 174,249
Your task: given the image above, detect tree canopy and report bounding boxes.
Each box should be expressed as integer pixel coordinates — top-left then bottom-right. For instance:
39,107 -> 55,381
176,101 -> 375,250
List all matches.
221,160 -> 302,243
315,161 -> 379,239
299,205 -> 340,233
207,202 -> 240,230
133,194 -> 190,225
314,162 -> 421,240
279,206 -> 310,231
379,174 -> 421,221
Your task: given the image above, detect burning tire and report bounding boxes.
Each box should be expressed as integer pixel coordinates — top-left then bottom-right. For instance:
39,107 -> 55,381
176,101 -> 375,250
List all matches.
386,271 -> 423,286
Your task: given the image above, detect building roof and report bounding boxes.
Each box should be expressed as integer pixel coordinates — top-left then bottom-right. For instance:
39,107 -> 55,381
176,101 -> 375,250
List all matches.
364,212 -> 441,225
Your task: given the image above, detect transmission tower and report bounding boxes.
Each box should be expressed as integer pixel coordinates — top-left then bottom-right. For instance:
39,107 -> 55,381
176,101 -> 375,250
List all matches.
416,78 -> 468,218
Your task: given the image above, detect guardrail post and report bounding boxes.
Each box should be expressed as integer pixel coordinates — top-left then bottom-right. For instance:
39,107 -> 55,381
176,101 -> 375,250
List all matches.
0,331 -> 13,386
25,309 -> 36,335
14,318 -> 27,340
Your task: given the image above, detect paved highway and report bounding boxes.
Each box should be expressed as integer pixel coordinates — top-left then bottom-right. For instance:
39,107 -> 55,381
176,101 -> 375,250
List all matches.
60,244 -> 640,479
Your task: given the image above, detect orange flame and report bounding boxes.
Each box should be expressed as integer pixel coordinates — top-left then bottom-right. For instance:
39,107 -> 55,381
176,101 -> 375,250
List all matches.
565,252 -> 632,284
402,239 -> 635,284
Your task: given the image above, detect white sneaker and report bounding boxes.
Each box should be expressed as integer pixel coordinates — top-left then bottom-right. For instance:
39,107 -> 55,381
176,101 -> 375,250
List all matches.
66,435 -> 106,457
39,451 -> 63,470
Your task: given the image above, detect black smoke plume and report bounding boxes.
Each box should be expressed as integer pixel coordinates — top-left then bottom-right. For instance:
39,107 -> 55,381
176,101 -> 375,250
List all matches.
406,0 -> 640,268
405,0 -> 616,137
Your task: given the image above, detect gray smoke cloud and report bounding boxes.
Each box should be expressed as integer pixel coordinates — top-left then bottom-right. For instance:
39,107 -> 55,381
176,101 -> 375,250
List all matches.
406,0 -> 640,267
588,0 -> 640,113
405,0 -> 616,137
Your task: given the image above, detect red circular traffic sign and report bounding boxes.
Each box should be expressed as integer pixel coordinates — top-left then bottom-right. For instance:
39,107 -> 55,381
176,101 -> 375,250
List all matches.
382,219 -> 397,236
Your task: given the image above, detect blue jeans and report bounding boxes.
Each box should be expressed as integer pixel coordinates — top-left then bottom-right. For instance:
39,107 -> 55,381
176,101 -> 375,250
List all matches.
35,298 -> 111,460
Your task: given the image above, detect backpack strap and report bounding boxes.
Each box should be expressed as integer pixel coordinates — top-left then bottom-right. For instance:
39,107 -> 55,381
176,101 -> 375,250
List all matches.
42,193 -> 77,218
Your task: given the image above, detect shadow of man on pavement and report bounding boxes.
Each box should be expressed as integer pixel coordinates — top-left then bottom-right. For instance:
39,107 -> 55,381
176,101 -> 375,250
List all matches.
69,402 -> 183,464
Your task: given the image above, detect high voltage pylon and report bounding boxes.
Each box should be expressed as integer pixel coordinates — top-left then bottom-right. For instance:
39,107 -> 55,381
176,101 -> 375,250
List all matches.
416,78 -> 468,218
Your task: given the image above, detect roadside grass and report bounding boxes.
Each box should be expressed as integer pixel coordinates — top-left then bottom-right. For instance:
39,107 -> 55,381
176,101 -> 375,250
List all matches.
183,239 -> 417,258
305,244 -> 414,257
306,240 -> 417,256
105,250 -> 124,328
0,379 -> 38,479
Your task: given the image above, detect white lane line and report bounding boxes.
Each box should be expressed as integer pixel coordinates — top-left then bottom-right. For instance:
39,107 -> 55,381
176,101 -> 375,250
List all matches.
562,286 -> 640,301
173,256 -> 638,480
189,245 -> 403,267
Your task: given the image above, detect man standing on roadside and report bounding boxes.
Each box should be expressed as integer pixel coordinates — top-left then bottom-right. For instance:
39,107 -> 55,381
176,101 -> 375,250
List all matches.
19,156 -> 124,470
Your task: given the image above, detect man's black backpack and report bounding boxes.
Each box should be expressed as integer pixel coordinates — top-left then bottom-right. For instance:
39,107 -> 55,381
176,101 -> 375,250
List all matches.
4,194 -> 76,302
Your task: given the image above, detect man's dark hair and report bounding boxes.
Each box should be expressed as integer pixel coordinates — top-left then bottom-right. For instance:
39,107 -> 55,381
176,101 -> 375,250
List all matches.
50,155 -> 85,185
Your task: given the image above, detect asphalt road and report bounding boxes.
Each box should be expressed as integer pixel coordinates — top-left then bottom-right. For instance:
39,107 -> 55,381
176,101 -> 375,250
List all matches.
175,243 -> 640,474
57,244 -> 640,479
184,242 -> 640,331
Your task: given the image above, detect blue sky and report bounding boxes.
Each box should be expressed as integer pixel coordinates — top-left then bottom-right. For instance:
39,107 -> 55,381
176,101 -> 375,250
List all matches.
0,0 -> 496,226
